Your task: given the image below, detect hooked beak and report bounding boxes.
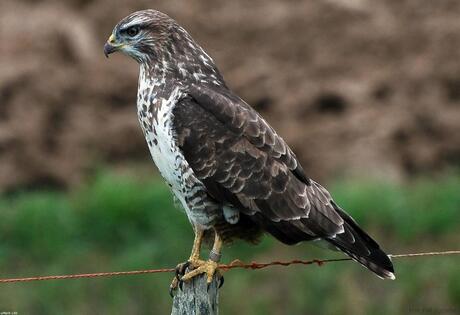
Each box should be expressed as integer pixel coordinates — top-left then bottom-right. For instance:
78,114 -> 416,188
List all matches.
104,34 -> 122,58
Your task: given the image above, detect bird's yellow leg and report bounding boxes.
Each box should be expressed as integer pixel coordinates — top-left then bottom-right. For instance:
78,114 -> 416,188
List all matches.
188,228 -> 204,262
169,228 -> 205,296
181,231 -> 223,285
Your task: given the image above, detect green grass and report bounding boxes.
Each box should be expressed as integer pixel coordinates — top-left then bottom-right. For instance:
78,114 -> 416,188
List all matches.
0,171 -> 458,314
331,175 -> 460,241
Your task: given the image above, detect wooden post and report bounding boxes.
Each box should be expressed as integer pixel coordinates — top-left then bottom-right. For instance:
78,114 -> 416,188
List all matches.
171,273 -> 219,315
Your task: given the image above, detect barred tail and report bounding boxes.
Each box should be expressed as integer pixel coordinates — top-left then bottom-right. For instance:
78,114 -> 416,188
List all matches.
327,205 -> 395,279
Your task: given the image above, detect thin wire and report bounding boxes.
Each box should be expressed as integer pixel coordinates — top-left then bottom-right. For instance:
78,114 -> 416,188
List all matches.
0,268 -> 175,283
0,250 -> 458,283
389,250 -> 460,258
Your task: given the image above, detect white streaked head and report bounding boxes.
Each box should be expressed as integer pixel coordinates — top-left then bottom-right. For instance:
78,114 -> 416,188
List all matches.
104,10 -> 176,63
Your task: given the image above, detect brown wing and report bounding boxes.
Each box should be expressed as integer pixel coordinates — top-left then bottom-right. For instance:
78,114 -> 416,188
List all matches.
173,85 -> 345,244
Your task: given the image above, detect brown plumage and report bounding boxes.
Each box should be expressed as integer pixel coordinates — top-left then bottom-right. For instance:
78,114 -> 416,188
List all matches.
104,9 -> 395,280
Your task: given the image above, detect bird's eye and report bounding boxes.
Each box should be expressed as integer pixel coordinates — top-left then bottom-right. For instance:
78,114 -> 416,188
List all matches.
126,26 -> 140,37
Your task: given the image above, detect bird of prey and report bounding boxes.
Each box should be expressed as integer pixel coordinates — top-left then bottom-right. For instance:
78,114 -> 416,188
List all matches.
104,9 -> 395,291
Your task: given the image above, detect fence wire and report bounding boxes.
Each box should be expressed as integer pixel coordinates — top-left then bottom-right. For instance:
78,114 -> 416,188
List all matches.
0,250 -> 458,283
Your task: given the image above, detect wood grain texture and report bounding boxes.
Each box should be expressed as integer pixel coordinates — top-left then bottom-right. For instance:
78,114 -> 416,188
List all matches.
171,273 -> 219,315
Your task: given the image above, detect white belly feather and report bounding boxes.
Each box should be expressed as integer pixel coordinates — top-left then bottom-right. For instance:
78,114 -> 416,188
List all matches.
144,88 -> 183,190
136,63 -> 222,228
137,85 -> 212,226
142,88 -> 188,205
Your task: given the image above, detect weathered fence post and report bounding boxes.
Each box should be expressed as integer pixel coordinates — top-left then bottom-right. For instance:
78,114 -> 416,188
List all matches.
171,273 -> 219,315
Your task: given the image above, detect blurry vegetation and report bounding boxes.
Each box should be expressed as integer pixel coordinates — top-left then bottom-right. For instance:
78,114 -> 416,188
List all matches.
0,171 -> 459,314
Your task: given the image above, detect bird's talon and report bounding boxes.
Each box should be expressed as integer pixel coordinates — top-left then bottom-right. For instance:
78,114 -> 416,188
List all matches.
218,275 -> 224,288
169,276 -> 179,297
180,259 -> 219,285
170,260 -> 194,295
175,261 -> 190,279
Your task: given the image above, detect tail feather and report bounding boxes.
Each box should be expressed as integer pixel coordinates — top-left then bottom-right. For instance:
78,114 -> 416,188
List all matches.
327,203 -> 395,280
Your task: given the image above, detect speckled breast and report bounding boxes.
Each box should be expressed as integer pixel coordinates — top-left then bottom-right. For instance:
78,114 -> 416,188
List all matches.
136,85 -> 220,228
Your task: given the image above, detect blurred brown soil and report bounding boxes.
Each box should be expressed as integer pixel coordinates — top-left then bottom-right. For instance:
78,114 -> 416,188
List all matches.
0,0 -> 459,191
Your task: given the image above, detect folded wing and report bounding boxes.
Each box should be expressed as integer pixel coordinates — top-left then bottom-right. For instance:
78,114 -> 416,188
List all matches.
173,85 -> 345,242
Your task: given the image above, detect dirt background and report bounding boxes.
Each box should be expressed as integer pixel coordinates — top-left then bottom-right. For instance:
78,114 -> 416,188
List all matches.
1,0 -> 459,192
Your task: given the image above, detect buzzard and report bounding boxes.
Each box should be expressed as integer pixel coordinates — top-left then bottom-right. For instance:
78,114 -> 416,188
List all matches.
104,9 -> 395,290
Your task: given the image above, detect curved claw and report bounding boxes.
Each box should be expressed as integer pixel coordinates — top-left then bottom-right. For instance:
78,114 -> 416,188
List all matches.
175,261 -> 190,281
171,259 -> 222,294
180,259 -> 219,285
170,260 -> 193,297
206,272 -> 223,291
169,277 -> 178,298
218,275 -> 224,288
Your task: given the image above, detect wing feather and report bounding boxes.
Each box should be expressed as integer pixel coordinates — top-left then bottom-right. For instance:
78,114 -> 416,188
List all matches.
173,85 -> 344,242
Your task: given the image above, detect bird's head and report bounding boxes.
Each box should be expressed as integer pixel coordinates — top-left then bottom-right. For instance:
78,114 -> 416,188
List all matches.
105,10 -> 223,85
104,10 -> 176,63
